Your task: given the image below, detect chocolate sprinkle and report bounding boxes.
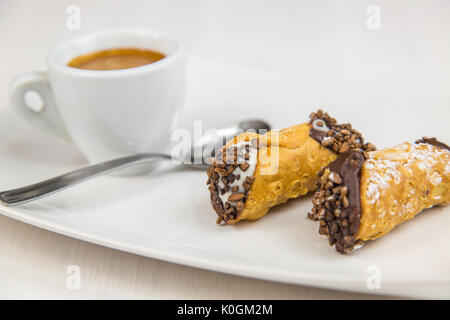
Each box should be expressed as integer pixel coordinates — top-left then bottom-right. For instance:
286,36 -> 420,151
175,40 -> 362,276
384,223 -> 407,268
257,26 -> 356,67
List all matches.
309,151 -> 366,253
207,141 -> 258,224
309,110 -> 376,154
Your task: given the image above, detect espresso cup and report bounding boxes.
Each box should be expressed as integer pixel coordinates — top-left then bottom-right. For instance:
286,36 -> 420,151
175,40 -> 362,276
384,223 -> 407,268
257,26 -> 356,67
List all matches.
10,28 -> 185,169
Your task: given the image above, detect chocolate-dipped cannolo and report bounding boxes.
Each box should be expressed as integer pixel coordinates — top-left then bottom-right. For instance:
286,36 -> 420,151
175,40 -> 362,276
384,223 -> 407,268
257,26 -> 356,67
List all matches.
309,138 -> 450,253
207,110 -> 376,225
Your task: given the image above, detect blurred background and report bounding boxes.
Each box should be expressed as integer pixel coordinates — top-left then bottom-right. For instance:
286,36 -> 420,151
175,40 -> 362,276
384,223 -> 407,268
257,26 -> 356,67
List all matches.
1,0 -> 449,146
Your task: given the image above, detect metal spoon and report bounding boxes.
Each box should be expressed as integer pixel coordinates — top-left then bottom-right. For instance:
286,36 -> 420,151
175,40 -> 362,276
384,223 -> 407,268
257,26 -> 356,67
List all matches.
0,120 -> 270,206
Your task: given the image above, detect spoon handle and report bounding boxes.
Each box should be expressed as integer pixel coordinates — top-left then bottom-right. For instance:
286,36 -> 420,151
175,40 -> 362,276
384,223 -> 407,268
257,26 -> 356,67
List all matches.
0,153 -> 171,206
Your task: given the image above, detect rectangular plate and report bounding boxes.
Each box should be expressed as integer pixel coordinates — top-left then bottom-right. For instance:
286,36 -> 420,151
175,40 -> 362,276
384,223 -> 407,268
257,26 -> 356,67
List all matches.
1,58 -> 449,298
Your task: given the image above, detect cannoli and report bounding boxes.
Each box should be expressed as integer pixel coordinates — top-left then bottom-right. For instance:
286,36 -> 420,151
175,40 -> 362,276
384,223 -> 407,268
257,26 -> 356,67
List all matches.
309,137 -> 450,253
207,110 -> 376,225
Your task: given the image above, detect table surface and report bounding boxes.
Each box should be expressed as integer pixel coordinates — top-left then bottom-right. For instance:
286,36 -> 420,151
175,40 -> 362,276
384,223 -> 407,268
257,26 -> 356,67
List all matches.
0,214 -> 390,299
3,0 -> 448,299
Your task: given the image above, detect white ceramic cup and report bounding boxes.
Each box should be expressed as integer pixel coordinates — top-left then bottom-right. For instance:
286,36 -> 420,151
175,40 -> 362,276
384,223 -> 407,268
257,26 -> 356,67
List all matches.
10,28 -> 186,169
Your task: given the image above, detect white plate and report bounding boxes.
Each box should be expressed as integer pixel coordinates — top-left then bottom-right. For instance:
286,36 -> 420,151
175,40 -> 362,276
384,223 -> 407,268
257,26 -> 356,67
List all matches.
0,57 -> 449,299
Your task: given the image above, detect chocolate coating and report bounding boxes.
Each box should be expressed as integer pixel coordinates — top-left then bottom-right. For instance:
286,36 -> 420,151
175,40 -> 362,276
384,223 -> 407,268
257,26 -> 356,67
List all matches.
415,137 -> 450,151
309,150 -> 366,253
308,110 -> 376,154
310,126 -> 327,145
328,151 -> 365,236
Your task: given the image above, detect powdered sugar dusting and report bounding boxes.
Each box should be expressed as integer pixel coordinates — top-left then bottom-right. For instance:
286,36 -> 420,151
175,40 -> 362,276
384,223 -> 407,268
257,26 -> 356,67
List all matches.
364,142 -> 449,207
429,171 -> 442,185
364,157 -> 401,204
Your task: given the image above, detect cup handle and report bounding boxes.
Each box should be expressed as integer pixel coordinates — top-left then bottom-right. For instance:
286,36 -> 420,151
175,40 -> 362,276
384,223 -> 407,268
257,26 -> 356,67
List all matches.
10,71 -> 70,139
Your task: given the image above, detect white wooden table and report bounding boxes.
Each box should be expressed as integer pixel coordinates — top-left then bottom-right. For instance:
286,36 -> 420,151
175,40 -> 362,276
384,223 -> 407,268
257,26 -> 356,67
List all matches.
3,0 -> 445,299
0,214 -> 389,299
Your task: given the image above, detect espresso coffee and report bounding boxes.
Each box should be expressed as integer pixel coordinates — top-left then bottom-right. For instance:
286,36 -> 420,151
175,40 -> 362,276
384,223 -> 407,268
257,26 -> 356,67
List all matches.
68,48 -> 165,70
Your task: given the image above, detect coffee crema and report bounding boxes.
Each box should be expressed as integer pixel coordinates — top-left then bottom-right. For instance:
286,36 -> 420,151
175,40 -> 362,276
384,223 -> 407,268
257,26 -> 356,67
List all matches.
68,48 -> 166,71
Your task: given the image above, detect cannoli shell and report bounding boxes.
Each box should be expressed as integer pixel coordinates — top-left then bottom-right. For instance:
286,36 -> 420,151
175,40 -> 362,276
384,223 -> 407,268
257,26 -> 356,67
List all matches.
357,142 -> 450,241
228,123 -> 337,223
